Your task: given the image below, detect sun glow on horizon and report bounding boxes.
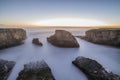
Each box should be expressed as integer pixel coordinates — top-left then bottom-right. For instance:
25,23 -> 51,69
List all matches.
33,18 -> 107,26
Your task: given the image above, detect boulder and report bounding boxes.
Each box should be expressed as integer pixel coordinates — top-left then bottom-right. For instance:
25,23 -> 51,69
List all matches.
0,28 -> 26,49
79,29 -> 120,47
47,30 -> 79,48
32,38 -> 43,46
72,56 -> 120,80
17,60 -> 55,80
0,59 -> 15,80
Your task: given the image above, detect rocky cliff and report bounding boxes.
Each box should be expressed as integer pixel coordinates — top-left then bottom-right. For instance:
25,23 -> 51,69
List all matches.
79,29 -> 120,47
47,30 -> 79,48
0,28 -> 26,49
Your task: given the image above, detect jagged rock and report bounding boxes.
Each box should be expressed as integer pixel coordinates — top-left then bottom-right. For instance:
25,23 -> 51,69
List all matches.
0,59 -> 15,80
72,56 -> 120,80
0,28 -> 26,49
32,38 -> 43,46
47,30 -> 79,48
17,60 -> 55,80
78,29 -> 120,47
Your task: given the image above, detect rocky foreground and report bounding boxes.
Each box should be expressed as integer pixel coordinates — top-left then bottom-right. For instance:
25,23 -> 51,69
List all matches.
17,60 -> 55,80
0,59 -> 15,80
72,57 -> 120,80
0,28 -> 26,49
79,29 -> 120,47
47,30 -> 79,48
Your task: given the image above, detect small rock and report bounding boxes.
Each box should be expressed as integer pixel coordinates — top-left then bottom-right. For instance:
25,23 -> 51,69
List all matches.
32,38 -> 43,46
17,60 -> 55,80
0,59 -> 15,80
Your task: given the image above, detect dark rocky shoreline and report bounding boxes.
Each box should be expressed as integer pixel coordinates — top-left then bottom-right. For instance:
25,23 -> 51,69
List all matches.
0,59 -> 15,80
78,29 -> 120,47
72,56 -> 120,80
1,57 -> 120,80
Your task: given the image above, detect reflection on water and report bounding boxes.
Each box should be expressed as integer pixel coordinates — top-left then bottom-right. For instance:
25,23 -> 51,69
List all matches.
0,28 -> 120,80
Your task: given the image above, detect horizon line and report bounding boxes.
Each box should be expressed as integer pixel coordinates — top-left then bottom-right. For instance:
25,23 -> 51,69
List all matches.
0,24 -> 120,28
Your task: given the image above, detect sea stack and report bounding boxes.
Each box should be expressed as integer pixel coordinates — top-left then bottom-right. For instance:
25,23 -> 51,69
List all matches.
47,30 -> 79,48
0,28 -> 26,49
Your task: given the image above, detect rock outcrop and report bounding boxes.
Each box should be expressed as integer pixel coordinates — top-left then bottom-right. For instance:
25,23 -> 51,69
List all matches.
79,29 -> 120,47
17,60 -> 55,80
0,59 -> 15,80
47,30 -> 79,48
32,38 -> 43,46
72,56 -> 120,80
0,28 -> 26,49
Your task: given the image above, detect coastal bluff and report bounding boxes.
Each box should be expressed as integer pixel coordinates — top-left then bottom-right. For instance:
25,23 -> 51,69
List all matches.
79,29 -> 120,47
0,28 -> 26,49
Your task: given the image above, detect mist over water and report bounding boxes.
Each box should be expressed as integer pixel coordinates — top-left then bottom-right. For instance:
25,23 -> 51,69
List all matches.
0,28 -> 120,80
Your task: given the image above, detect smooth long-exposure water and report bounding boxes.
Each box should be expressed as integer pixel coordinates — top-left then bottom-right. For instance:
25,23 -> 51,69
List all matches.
0,28 -> 120,80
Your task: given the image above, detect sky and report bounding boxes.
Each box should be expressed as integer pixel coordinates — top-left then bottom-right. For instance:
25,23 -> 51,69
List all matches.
0,0 -> 120,26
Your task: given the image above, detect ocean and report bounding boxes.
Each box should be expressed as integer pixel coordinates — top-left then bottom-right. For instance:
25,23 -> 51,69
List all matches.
0,27 -> 120,80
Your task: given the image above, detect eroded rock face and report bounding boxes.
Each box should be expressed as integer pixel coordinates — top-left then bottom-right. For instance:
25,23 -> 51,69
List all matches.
47,30 -> 79,48
0,59 -> 15,80
79,29 -> 120,47
0,28 -> 26,49
72,56 -> 120,80
32,38 -> 43,46
17,60 -> 55,80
